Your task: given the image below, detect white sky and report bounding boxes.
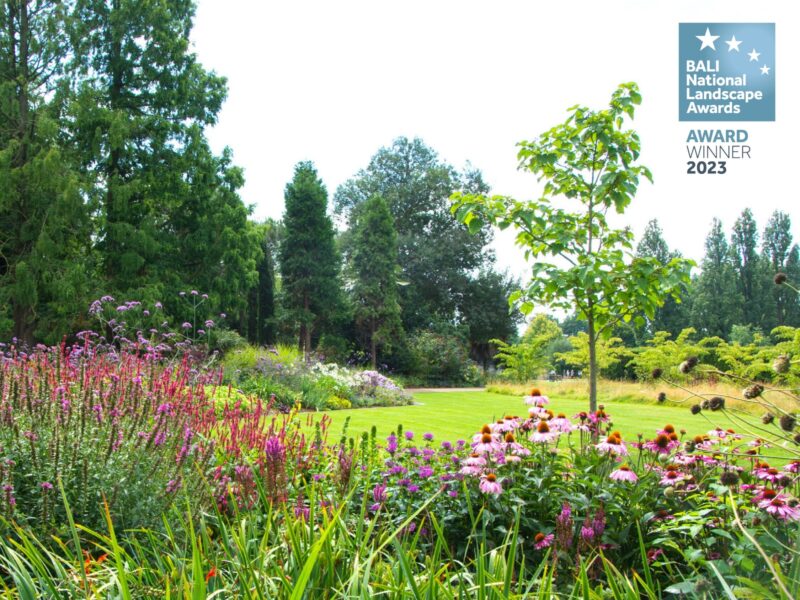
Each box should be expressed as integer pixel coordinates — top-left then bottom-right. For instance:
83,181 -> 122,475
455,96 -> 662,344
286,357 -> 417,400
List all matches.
191,0 -> 798,280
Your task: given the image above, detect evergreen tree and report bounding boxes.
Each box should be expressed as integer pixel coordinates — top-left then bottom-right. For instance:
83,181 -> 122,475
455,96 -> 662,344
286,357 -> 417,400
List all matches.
690,218 -> 741,338
279,162 -> 342,353
762,211 -> 800,327
635,219 -> 689,337
246,223 -> 276,346
0,1 -> 93,344
350,195 -> 402,369
731,208 -> 769,329
68,0 -> 257,319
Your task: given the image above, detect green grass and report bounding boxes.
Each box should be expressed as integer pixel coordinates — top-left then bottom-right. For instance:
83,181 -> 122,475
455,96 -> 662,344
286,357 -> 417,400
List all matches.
316,390 -> 779,445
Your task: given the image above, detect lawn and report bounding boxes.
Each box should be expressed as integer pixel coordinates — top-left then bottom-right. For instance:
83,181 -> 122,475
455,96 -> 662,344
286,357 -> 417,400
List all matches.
316,389 -> 783,450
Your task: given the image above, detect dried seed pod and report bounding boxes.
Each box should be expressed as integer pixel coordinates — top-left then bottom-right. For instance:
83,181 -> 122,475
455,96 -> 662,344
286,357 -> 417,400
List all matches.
773,355 -> 790,374
743,384 -> 764,399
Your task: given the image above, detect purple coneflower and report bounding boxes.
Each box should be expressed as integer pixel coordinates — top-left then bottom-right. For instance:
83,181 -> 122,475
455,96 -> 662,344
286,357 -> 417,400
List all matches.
479,473 -> 503,495
529,420 -> 558,443
609,464 -> 638,483
595,435 -> 629,456
759,495 -> 800,521
534,532 -> 554,549
659,469 -> 687,486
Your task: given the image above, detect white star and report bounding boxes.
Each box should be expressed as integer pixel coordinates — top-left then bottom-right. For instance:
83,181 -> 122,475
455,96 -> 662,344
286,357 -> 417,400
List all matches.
696,27 -> 719,51
761,64 -> 770,75
726,35 -> 742,52
748,49 -> 760,62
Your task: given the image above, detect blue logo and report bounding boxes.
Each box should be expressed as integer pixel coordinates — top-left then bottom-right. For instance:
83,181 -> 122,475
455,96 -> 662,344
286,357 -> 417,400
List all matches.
679,23 -> 774,121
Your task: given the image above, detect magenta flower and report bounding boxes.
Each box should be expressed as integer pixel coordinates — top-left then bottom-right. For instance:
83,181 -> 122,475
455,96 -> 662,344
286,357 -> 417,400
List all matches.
610,465 -> 638,483
534,533 -> 554,550
759,495 -> 800,521
659,470 -> 687,486
595,437 -> 629,456
181,322 -> 192,329
479,473 -> 503,495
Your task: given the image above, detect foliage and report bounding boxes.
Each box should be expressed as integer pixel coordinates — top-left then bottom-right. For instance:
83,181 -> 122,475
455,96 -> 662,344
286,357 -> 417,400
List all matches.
0,340 -> 215,534
556,332 -> 630,376
223,344 -> 411,411
334,137 -> 518,353
492,315 -> 562,382
451,83 -> 694,412
407,329 -> 472,386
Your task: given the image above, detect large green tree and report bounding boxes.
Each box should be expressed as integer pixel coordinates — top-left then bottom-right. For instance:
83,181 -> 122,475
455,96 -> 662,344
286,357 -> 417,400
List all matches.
690,218 -> 742,338
68,0 -> 257,318
246,222 -> 276,346
350,195 -> 402,369
0,1 -> 94,344
452,83 -> 693,413
279,162 -> 342,354
334,137 -> 494,332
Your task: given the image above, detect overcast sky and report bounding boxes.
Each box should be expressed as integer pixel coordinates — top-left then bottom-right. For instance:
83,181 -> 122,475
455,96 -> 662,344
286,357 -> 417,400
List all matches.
191,0 -> 798,279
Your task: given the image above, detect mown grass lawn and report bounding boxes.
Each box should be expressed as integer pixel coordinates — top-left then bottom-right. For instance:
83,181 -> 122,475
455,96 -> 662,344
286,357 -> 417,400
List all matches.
316,390 -> 781,449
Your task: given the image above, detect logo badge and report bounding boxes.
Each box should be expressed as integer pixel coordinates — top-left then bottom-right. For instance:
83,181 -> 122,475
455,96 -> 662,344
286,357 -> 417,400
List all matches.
679,23 -> 774,121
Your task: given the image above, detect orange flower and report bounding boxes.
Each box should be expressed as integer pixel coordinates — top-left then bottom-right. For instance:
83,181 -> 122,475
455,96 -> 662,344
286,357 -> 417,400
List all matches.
206,566 -> 217,583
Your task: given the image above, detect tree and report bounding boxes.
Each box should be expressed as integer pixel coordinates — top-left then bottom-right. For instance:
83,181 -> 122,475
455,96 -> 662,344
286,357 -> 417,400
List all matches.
68,0 -> 258,320
350,195 -> 403,369
762,211 -> 800,327
460,270 -> 522,368
690,219 -> 742,338
636,219 -> 689,337
0,1 -> 94,344
731,209 -> 769,330
247,222 -> 276,346
452,83 -> 693,413
335,137 -> 494,332
279,162 -> 342,354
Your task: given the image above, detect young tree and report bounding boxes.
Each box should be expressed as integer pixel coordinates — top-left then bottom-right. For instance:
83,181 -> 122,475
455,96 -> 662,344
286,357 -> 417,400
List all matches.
279,162 -> 341,354
350,195 -> 402,369
451,83 -> 693,413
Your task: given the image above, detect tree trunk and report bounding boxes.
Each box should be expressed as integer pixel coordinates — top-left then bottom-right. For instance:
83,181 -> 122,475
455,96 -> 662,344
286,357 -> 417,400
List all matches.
587,312 -> 598,415
370,322 -> 377,370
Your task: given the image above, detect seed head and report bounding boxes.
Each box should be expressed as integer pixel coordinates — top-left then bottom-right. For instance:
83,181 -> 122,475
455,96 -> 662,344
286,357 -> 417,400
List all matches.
657,392 -> 667,403
679,356 -> 699,374
779,414 -> 796,432
773,355 -> 790,374
720,471 -> 739,486
774,272 -> 788,285
690,404 -> 702,415
762,413 -> 775,425
651,368 -> 663,379
709,397 -> 725,411
743,384 -> 764,399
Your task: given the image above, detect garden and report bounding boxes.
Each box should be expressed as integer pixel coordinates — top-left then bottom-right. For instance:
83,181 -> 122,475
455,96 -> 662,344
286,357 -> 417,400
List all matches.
1,3 -> 799,597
